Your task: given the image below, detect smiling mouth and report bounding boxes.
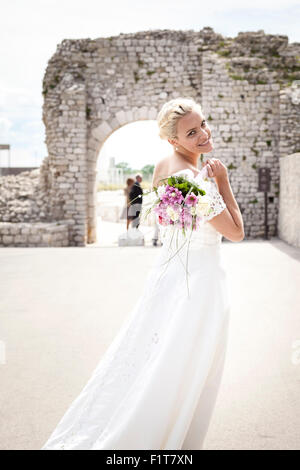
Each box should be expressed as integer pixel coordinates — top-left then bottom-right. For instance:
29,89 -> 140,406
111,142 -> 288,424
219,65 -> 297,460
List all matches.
198,137 -> 211,146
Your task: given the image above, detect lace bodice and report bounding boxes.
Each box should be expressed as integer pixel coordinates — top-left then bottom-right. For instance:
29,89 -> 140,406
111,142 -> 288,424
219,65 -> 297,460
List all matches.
157,168 -> 227,248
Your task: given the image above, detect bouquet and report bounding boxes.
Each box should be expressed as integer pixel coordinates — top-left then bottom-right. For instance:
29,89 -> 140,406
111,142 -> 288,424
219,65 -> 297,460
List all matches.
129,166 -> 214,298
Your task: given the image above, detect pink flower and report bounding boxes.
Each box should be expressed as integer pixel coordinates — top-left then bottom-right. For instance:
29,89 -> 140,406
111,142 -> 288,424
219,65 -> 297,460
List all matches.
185,192 -> 198,207
161,185 -> 184,205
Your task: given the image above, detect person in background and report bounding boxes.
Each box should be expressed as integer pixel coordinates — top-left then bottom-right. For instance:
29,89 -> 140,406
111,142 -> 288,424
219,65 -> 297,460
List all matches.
120,177 -> 135,230
128,173 -> 143,229
152,219 -> 161,246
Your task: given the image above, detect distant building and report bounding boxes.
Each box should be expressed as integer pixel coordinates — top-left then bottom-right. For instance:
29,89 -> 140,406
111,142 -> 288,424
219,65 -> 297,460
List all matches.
97,156 -> 124,184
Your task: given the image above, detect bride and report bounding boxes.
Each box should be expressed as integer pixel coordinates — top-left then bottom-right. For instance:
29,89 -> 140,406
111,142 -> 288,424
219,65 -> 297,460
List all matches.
41,97 -> 244,450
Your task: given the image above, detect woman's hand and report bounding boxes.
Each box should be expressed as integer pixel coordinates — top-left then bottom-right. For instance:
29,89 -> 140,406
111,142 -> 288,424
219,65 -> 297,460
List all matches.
202,158 -> 228,182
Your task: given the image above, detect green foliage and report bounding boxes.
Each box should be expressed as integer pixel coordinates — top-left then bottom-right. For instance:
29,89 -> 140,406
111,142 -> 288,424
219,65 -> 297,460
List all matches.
270,49 -> 280,57
224,136 -> 232,143
229,74 -> 244,81
97,183 -> 124,191
115,161 -> 133,174
251,147 -> 259,157
146,70 -> 155,76
218,94 -> 224,99
97,181 -> 152,191
86,106 -> 91,119
207,115 -> 213,120
141,164 -> 154,179
266,140 -> 272,147
249,197 -> 258,203
217,49 -> 231,57
252,163 -> 257,169
157,175 -> 206,198
137,60 -> 144,66
228,163 -> 237,170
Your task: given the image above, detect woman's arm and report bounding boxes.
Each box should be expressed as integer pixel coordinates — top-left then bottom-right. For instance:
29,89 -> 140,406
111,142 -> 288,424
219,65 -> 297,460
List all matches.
215,174 -> 244,234
204,158 -> 244,242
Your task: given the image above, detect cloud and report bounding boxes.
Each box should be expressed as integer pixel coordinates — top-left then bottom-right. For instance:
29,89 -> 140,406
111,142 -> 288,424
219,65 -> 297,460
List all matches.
0,86 -> 46,166
0,117 -> 13,136
1,0 -> 299,167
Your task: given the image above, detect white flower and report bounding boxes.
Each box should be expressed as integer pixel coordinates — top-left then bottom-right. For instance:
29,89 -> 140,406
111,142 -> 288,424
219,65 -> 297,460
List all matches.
175,170 -> 194,183
166,206 -> 180,222
190,207 -> 197,216
157,185 -> 166,198
196,194 -> 212,217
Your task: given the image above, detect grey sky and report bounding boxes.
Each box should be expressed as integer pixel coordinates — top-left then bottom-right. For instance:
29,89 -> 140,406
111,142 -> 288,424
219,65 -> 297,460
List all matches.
0,0 -> 299,168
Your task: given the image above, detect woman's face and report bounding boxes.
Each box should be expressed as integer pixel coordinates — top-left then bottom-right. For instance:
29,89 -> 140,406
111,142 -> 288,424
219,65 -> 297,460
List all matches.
170,109 -> 213,154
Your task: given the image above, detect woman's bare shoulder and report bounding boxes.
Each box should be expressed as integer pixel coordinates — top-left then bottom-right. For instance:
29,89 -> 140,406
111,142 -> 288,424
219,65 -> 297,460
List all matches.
152,155 -> 173,186
155,154 -> 172,169
156,155 -> 192,177
153,154 -> 192,182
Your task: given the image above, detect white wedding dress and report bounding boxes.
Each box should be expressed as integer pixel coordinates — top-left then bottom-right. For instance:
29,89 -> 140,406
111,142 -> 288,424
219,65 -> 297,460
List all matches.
41,169 -> 231,450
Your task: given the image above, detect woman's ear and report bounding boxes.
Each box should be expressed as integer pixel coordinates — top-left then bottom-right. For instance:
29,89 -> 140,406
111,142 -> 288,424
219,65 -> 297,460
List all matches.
168,138 -> 176,146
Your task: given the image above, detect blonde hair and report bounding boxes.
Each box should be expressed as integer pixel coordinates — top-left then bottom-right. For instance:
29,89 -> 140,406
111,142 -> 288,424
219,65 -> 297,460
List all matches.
156,97 -> 203,141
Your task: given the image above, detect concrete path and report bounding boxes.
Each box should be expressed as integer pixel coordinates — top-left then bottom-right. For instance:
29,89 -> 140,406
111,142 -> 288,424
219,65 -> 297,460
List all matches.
96,217 -> 160,247
0,235 -> 299,450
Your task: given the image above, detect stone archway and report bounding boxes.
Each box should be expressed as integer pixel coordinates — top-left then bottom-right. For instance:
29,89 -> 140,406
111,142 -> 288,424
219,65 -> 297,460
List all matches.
39,28 -> 300,247
42,29 -> 206,246
88,107 -> 158,243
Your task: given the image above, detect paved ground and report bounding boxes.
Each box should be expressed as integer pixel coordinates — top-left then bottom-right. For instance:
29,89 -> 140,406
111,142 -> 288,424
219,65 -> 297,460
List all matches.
96,217 -> 160,247
0,233 -> 300,450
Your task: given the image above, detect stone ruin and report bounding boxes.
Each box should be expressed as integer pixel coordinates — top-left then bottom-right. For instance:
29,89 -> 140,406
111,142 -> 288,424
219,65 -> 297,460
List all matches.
0,27 -> 299,247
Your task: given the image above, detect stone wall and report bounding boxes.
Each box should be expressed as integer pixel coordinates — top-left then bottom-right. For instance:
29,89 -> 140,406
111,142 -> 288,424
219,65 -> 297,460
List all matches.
280,81 -> 300,157
1,27 -> 300,247
278,153 -> 300,247
0,157 -> 75,246
0,221 -> 71,247
0,162 -> 50,223
202,52 -> 282,237
42,79 -> 88,245
0,167 -> 38,176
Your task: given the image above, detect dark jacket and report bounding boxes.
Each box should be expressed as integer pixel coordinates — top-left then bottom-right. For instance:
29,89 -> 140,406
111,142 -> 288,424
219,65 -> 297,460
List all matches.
128,181 -> 143,218
129,181 -> 143,204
